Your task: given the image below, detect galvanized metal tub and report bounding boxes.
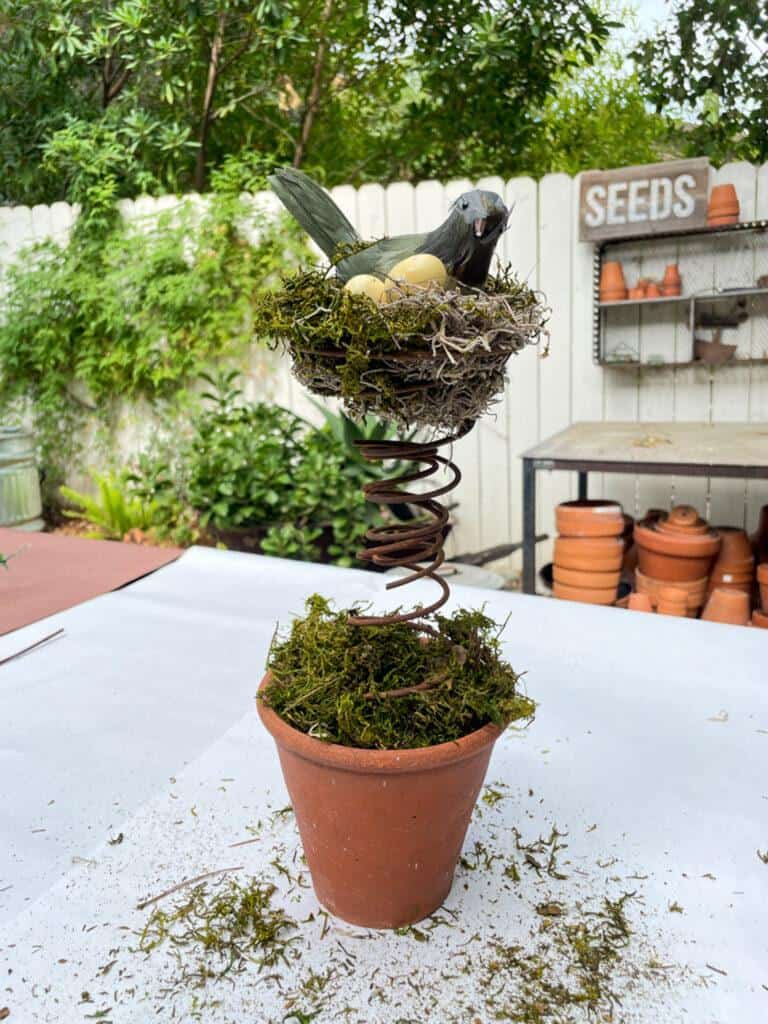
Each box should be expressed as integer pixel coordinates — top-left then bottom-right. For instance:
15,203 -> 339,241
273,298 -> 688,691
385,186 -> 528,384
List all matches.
0,426 -> 44,531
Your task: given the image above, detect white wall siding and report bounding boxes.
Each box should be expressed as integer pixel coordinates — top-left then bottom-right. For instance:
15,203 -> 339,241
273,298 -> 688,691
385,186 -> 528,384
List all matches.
1,164 -> 767,569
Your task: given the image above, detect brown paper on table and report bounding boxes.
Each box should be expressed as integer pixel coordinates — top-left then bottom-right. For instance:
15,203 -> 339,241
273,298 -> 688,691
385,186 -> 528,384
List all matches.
0,528 -> 181,636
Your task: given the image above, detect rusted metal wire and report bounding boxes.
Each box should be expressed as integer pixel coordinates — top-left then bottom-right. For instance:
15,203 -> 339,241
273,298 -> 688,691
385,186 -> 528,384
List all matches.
348,421 -> 474,627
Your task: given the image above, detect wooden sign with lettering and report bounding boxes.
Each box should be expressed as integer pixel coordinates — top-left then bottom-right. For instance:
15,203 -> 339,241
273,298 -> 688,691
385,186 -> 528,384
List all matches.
579,158 -> 710,242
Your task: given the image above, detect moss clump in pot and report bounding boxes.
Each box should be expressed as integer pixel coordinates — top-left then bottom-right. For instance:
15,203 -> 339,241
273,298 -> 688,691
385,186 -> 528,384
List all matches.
260,594 -> 534,750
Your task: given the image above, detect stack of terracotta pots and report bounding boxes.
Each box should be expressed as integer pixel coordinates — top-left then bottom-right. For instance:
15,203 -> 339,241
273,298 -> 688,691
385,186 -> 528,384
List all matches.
707,527 -> 754,595
707,184 -> 740,226
599,262 -> 627,302
753,507 -> 768,626
552,500 -> 624,605
633,505 -> 720,617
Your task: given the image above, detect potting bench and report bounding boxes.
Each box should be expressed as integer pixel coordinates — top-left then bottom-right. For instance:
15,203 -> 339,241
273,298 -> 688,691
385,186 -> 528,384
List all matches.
1,542 -> 766,1022
521,420 -> 768,593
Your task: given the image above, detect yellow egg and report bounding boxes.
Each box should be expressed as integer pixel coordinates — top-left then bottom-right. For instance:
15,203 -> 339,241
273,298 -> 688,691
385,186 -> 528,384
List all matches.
381,254 -> 448,302
343,274 -> 386,304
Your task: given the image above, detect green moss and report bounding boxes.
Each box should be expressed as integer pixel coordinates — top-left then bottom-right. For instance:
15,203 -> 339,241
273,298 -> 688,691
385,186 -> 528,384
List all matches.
259,594 -> 535,750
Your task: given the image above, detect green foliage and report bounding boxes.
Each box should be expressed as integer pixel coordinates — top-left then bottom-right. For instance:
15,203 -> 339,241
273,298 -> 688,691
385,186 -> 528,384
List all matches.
60,470 -> 160,540
261,594 -> 535,749
0,195 -> 306,484
633,0 -> 768,164
182,373 -> 380,566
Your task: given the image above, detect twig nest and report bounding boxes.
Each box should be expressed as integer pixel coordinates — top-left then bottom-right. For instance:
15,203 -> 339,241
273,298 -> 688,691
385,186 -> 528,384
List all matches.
381,254 -> 448,302
255,265 -> 549,433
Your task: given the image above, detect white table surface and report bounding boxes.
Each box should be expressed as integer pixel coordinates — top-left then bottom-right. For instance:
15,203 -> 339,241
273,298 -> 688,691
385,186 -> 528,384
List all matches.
1,546 -> 766,1023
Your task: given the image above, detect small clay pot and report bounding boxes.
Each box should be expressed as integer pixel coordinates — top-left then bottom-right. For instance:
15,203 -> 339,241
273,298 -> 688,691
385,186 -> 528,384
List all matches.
701,587 -> 750,626
634,512 -> 720,582
552,565 -> 620,589
656,505 -> 709,536
556,500 -> 624,538
661,264 -> 681,294
751,608 -> 768,629
758,563 -> 768,611
627,592 -> 653,613
635,568 -> 707,613
750,504 -> 768,564
600,261 -> 627,302
657,586 -> 688,617
645,282 -> 661,298
628,285 -> 645,300
553,536 -> 624,572
714,526 -> 754,564
257,673 -> 502,928
553,581 -> 617,605
707,184 -> 739,226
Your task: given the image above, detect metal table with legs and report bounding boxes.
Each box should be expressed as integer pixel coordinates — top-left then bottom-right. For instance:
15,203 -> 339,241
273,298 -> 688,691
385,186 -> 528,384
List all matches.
521,421 -> 768,594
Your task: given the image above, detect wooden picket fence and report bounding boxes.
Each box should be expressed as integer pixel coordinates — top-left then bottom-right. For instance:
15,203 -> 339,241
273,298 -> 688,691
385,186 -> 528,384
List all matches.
1,161 -> 767,574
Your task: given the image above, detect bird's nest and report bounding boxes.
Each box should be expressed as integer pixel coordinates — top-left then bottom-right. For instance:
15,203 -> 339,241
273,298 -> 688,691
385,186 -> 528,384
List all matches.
254,265 -> 549,433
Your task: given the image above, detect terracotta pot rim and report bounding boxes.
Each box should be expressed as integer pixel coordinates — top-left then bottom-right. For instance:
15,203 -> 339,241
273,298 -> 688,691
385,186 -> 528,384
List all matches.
257,673 -> 503,774
635,519 -> 720,557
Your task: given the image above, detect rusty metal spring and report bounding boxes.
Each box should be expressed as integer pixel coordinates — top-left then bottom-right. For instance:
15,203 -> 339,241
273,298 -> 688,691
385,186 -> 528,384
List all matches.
348,422 -> 473,627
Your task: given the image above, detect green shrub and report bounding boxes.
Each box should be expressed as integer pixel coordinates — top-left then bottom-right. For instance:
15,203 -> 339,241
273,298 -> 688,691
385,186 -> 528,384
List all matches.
60,471 -> 160,540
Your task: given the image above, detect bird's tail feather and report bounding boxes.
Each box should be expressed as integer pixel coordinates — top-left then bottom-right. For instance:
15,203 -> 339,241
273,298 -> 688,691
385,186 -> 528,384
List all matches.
268,168 -> 359,259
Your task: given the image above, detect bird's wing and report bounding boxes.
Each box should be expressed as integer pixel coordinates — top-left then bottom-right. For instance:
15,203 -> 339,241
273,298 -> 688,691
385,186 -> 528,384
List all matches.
268,168 -> 360,260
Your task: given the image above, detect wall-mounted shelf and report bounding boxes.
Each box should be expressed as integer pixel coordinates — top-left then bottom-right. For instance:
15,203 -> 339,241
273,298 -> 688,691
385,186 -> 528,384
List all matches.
592,220 -> 768,367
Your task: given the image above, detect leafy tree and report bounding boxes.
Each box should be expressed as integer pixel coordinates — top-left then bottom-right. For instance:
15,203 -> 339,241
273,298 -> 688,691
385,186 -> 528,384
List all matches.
632,0 -> 768,164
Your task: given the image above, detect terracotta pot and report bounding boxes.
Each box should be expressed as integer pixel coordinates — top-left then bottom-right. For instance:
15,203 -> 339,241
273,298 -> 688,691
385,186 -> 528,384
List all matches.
701,587 -> 750,626
713,526 -> 754,564
659,265 -> 682,296
707,184 -> 739,226
656,506 -> 709,535
627,592 -> 653,613
628,285 -> 645,300
553,581 -> 617,605
659,284 -> 681,297
750,504 -> 768,564
600,261 -> 627,302
657,586 -> 688,617
634,509 -> 720,582
645,282 -> 661,298
552,565 -> 620,588
555,500 -> 624,538
751,608 -> 768,629
635,568 -> 707,612
758,563 -> 768,610
257,673 -> 502,928
553,536 -> 624,572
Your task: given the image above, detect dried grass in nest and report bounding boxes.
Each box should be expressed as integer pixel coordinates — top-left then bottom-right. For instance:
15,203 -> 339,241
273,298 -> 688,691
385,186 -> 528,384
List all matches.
254,265 -> 549,433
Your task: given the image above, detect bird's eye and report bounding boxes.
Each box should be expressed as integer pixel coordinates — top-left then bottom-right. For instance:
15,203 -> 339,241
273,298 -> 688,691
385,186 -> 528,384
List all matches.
460,200 -> 468,210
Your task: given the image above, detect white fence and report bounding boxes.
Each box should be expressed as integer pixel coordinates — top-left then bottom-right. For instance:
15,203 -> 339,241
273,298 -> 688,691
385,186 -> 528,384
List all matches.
1,162 -> 767,575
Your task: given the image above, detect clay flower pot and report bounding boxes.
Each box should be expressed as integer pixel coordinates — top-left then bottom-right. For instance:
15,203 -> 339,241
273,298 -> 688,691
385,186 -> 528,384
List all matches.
634,507 -> 720,582
707,184 -> 740,226
628,285 -> 645,300
555,500 -> 624,538
660,264 -> 681,297
645,282 -> 661,299
751,608 -> 768,629
627,592 -> 653,613
599,261 -> 627,302
257,673 -> 502,928
657,586 -> 688,617
553,565 -> 620,589
635,568 -> 708,613
701,588 -> 750,626
553,536 -> 624,572
758,563 -> 768,611
750,504 -> 768,564
553,580 -> 617,605
714,526 -> 754,565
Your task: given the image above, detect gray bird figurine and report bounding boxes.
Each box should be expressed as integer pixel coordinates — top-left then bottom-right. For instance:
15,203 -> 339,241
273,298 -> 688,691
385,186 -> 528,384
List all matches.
268,168 -> 509,288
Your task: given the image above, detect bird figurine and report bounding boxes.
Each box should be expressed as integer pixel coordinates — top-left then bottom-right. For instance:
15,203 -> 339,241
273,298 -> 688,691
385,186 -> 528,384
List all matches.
268,168 -> 509,289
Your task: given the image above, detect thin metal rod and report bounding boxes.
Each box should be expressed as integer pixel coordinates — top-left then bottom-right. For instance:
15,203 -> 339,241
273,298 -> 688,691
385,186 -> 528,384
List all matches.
522,458 -> 537,595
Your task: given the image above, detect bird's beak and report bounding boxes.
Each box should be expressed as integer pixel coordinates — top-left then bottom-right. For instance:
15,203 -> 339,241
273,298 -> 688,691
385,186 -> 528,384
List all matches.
473,218 -> 487,239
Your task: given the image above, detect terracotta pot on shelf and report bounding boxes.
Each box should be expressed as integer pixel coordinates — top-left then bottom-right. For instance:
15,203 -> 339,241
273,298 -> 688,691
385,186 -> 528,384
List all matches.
553,536 -> 624,572
599,261 -> 627,302
552,581 -> 617,605
701,588 -> 750,626
555,500 -> 624,538
707,184 -> 739,226
657,586 -> 688,617
627,592 -> 653,613
553,565 -> 620,589
758,563 -> 768,611
660,264 -> 682,297
645,282 -> 662,298
628,285 -> 645,300
751,608 -> 768,629
257,672 -> 503,928
714,526 -> 754,564
750,504 -> 768,564
634,506 -> 721,582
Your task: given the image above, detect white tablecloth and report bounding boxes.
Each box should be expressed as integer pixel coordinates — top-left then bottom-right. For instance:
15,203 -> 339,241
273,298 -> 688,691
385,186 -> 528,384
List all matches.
1,547 -> 766,1023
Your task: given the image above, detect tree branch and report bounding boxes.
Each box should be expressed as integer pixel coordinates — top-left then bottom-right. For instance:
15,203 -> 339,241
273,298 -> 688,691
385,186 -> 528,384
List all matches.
194,12 -> 227,191
292,0 -> 334,168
